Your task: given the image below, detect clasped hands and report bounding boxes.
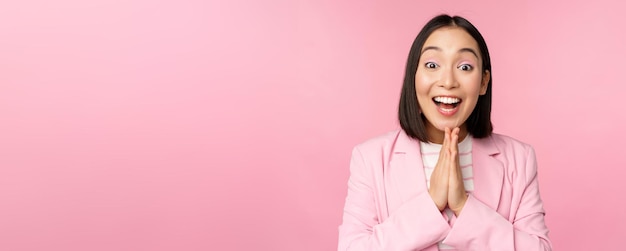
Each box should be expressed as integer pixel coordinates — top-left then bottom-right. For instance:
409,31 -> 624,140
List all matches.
428,127 -> 468,216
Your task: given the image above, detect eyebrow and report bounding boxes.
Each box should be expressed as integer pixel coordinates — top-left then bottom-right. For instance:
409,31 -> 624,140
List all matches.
421,46 -> 479,59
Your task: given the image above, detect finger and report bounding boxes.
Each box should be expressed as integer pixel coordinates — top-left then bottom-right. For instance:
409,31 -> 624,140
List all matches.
453,128 -> 461,166
438,127 -> 448,160
449,128 -> 461,180
444,127 -> 451,152
450,128 -> 459,156
452,127 -> 459,142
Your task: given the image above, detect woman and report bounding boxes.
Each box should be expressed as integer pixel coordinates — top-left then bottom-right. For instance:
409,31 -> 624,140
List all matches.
338,15 -> 552,250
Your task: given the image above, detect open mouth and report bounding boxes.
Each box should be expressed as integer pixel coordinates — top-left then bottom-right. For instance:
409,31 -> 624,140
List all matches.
432,96 -> 462,110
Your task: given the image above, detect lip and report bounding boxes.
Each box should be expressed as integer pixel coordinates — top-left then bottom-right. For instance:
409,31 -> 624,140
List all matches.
437,105 -> 460,116
432,95 -> 462,117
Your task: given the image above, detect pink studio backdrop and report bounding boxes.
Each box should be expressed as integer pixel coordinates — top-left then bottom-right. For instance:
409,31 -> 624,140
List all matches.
1,0 -> 625,250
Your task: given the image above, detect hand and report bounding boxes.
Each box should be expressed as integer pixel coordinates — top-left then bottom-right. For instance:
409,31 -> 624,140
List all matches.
428,127 -> 468,216
428,127 -> 452,211
447,127 -> 468,216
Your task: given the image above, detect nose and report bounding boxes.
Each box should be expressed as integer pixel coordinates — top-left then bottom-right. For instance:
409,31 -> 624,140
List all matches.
438,66 -> 458,89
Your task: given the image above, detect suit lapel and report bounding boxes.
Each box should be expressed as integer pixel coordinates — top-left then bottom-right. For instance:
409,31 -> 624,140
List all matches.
471,136 -> 504,210
387,131 -> 428,206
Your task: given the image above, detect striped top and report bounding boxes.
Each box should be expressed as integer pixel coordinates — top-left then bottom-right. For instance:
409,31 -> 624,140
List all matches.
419,136 -> 473,250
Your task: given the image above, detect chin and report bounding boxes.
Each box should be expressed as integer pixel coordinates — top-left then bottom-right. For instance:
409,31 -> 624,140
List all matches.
429,119 -> 465,132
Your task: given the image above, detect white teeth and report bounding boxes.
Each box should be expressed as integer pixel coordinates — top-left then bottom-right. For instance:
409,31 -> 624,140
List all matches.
434,96 -> 460,104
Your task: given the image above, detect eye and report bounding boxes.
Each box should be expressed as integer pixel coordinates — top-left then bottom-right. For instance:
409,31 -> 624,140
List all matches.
458,64 -> 473,71
425,62 -> 438,69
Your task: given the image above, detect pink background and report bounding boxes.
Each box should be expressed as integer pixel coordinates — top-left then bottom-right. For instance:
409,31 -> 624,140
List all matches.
1,0 -> 625,250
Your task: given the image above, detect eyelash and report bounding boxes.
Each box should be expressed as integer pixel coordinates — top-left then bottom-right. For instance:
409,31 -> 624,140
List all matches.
423,62 -> 474,71
425,62 -> 438,69
458,64 -> 473,71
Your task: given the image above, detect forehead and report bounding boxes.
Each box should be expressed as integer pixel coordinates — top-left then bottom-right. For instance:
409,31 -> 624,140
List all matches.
421,27 -> 480,55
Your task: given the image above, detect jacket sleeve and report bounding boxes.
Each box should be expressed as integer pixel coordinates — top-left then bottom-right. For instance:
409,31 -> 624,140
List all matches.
338,146 -> 450,251
441,147 -> 553,251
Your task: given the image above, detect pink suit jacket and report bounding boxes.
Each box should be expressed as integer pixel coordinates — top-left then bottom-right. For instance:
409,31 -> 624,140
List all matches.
338,130 -> 552,251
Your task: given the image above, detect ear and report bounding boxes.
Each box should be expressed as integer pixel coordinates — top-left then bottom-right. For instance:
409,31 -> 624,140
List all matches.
480,70 -> 490,95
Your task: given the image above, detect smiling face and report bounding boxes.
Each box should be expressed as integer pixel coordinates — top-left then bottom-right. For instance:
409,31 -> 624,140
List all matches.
415,26 -> 490,143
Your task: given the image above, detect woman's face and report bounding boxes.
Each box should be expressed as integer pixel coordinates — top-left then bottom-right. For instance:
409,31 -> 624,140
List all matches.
415,26 -> 490,142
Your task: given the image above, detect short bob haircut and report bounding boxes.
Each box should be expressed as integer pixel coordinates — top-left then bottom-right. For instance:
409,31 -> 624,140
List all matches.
398,14 -> 493,142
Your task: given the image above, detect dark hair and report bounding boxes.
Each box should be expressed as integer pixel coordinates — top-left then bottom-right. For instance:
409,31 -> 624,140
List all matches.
398,14 -> 493,142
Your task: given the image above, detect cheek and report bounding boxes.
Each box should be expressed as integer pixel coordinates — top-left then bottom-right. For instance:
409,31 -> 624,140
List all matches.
414,72 -> 432,95
460,75 -> 484,95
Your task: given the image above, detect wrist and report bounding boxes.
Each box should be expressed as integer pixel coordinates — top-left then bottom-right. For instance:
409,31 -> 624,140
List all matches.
452,194 -> 468,216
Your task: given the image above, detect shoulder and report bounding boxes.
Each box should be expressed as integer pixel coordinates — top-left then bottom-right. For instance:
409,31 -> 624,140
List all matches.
489,133 -> 535,155
488,133 -> 539,180
353,129 -> 402,152
350,129 -> 406,165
